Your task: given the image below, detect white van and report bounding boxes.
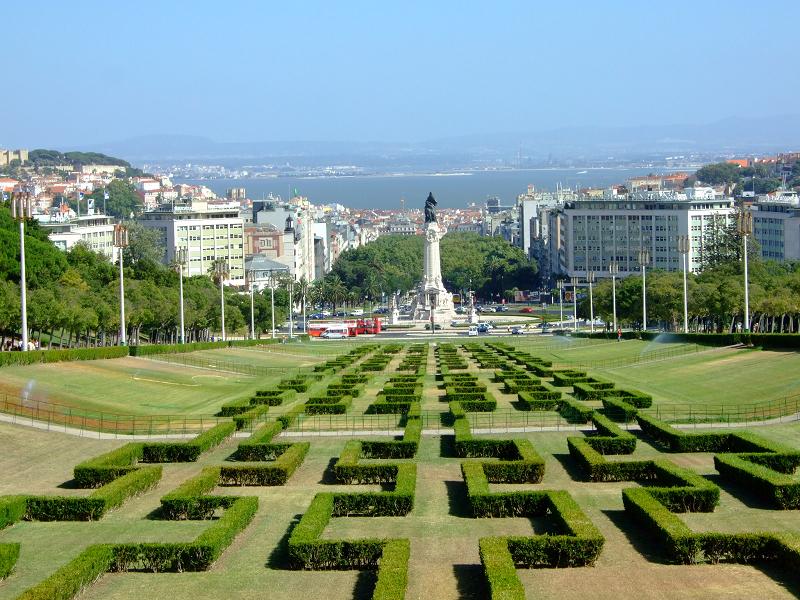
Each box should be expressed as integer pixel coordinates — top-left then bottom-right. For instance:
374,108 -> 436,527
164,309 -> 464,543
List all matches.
467,326 -> 478,336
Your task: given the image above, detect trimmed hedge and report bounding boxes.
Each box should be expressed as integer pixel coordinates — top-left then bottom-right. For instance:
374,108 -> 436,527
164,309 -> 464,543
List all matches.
128,339 -> 275,357
220,443 -> 310,486
141,422 -> 236,462
558,397 -> 594,423
305,395 -> 352,415
479,538 -> 525,600
372,539 -> 410,600
0,496 -> 26,529
516,389 -> 561,410
0,542 -> 19,579
16,544 -> 115,600
0,346 -> 128,368
601,397 -> 639,422
636,415 -> 784,453
714,452 -> 800,509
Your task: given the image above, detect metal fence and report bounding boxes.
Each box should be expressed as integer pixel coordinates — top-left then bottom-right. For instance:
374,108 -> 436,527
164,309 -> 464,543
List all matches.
549,343 -> 703,370
0,394 -> 226,437
141,352 -> 309,377
641,393 -> 800,425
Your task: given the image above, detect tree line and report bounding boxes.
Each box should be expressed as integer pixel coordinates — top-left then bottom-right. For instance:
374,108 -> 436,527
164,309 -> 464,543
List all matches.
326,232 -> 538,301
0,203 -> 288,348
580,260 -> 800,333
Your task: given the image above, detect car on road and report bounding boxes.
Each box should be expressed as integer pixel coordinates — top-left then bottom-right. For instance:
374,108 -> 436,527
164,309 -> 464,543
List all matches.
321,310 -> 331,317
309,313 -> 325,319
351,309 -> 365,317
511,326 -> 525,335
477,323 -> 493,333
373,307 -> 389,314
424,323 -> 443,330
481,306 -> 496,313
320,331 -> 347,339
520,307 -> 534,313
495,305 -> 509,312
467,326 -> 478,336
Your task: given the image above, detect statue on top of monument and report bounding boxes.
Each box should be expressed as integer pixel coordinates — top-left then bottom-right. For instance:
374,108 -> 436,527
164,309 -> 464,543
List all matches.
424,192 -> 438,224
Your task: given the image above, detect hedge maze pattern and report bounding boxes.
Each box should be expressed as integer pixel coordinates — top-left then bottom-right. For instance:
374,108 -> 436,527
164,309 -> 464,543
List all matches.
3,339 -> 800,599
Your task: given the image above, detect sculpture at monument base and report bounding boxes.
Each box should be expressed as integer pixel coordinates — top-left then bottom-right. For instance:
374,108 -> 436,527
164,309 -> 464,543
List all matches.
412,193 -> 455,322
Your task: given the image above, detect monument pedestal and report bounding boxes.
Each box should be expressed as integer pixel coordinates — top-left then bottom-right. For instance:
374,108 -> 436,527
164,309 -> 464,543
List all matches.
412,221 -> 455,322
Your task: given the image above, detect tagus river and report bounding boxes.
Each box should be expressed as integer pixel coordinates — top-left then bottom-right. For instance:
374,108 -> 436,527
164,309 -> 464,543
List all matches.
178,167 -> 686,209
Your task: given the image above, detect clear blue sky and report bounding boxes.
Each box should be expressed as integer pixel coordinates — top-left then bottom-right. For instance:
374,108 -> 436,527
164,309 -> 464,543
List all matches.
3,0 -> 799,147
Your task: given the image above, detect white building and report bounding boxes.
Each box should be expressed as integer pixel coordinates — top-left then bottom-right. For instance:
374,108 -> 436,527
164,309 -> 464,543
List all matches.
39,214 -> 118,261
251,199 -> 315,282
138,200 -> 245,285
559,187 -> 735,277
752,190 -> 800,261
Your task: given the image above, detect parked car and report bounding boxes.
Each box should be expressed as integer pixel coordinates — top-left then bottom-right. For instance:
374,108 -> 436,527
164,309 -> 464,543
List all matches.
424,323 -> 443,330
321,331 -> 347,339
351,309 -> 364,317
511,326 -> 525,335
482,306 -> 496,313
321,310 -> 331,317
309,313 -> 325,319
496,306 -> 509,312
477,323 -> 492,333
373,307 -> 389,314
467,326 -> 479,336
520,307 -> 534,313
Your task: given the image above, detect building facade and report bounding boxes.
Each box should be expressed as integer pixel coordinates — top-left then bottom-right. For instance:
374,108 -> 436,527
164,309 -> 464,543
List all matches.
752,191 -> 800,261
560,188 -> 735,278
138,200 -> 245,285
40,214 -> 118,261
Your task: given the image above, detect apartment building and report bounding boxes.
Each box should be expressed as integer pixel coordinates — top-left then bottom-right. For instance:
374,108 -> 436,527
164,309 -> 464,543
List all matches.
138,200 -> 245,285
559,187 -> 735,278
752,190 -> 800,261
39,214 -> 118,261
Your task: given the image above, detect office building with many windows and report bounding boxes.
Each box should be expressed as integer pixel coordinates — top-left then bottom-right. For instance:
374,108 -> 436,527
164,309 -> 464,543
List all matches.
138,200 -> 245,285
560,188 -> 735,278
752,190 -> 800,261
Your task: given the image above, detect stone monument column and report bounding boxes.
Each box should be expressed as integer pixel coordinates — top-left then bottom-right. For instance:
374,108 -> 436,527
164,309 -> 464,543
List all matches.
413,193 -> 455,321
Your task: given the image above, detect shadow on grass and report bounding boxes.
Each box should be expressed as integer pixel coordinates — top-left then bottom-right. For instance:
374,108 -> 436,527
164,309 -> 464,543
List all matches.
757,563 -> 800,598
439,435 -> 457,458
320,457 -> 340,484
353,570 -> 378,600
453,563 -> 489,599
266,513 -> 301,569
601,509 -> 665,563
57,479 -> 81,490
704,473 -> 775,510
552,452 -> 586,482
444,479 -> 473,517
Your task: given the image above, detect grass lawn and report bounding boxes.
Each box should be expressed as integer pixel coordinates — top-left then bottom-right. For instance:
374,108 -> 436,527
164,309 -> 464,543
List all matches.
4,412 -> 800,599
0,343 -> 352,417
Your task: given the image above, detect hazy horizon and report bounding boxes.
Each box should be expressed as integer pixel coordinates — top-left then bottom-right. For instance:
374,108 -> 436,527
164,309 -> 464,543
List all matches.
3,1 -> 799,150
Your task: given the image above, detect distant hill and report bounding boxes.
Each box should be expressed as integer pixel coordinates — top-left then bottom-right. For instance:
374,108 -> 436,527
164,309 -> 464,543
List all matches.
28,149 -> 132,168
78,114 -> 800,164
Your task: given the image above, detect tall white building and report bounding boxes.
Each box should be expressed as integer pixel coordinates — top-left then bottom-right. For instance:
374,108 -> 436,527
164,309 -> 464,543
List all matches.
138,200 -> 245,285
39,214 -> 118,262
251,198 -> 315,282
560,187 -> 735,277
752,190 -> 800,261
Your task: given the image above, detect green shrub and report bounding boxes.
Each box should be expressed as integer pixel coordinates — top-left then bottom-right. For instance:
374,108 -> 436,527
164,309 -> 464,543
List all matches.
220,443 -> 310,486
0,496 -> 27,529
479,537 -> 525,600
558,398 -> 594,423
142,422 -> 235,461
516,390 -> 561,410
232,404 -> 271,430
372,539 -> 410,600
601,397 -> 639,422
0,543 -> 19,579
16,545 -> 115,600
305,396 -> 352,415
73,443 -> 144,487
714,453 -> 800,509
0,347 -> 128,368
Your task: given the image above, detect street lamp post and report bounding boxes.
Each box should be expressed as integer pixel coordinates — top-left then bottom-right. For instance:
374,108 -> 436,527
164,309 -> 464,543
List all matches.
737,211 -> 753,333
174,247 -> 187,344
570,276 -> 579,332
114,224 -> 129,346
556,280 -> 564,327
268,273 -> 276,340
11,192 -> 32,351
288,277 -> 294,339
609,261 -> 619,333
213,260 -> 230,342
638,248 -> 650,331
247,269 -> 256,340
587,272 -> 596,333
677,235 -> 690,333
